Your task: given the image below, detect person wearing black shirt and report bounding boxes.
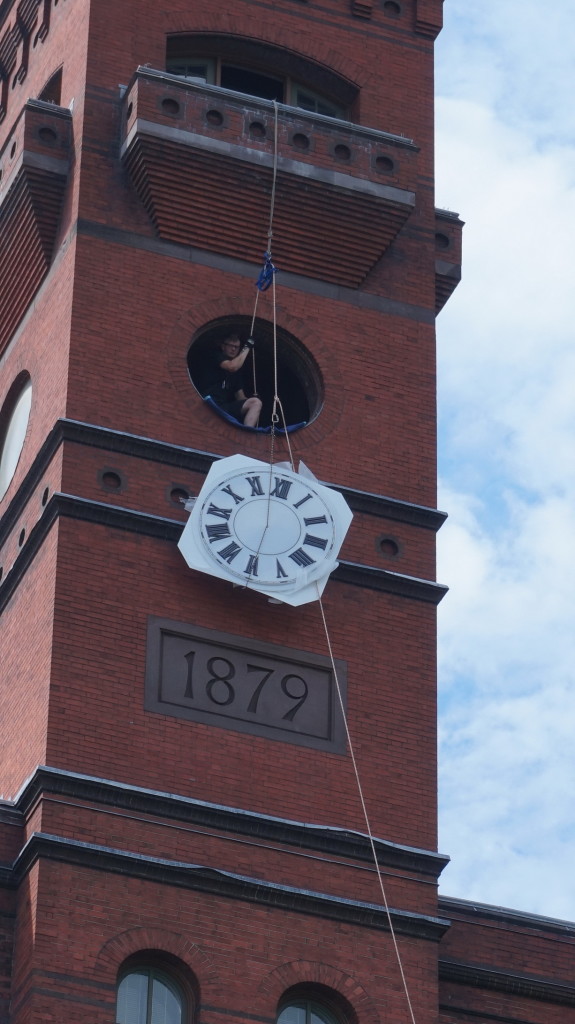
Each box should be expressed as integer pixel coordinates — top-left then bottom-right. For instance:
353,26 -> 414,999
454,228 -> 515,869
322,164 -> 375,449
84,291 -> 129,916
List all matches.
200,334 -> 262,427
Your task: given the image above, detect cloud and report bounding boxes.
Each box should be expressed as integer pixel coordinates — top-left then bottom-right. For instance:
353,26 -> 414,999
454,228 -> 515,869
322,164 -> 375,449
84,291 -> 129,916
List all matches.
437,484 -> 575,917
434,0 -> 575,918
436,0 -> 575,142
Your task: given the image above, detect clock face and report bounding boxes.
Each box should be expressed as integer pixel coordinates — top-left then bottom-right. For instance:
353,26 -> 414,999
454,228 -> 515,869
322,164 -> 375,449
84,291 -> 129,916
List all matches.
198,465 -> 337,588
178,455 -> 353,606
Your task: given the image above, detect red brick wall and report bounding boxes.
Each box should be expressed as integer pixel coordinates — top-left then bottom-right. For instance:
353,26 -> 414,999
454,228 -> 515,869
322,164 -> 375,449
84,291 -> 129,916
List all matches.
439,900 -> 575,1024
44,516 -> 437,848
9,859 -> 440,1024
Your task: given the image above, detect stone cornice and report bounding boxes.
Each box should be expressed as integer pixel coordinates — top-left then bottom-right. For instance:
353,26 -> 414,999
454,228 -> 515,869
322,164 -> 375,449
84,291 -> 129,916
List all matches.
11,765 -> 450,879
0,418 -> 446,551
439,959 -> 575,1007
438,896 -> 575,936
14,831 -> 450,940
0,490 -> 447,614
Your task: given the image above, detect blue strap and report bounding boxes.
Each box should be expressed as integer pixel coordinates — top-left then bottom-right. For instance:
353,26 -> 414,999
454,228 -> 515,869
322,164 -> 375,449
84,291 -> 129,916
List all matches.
204,396 -> 305,434
256,251 -> 277,292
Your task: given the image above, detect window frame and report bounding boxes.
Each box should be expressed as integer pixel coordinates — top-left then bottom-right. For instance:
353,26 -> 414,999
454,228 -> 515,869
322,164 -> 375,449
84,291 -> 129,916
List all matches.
276,983 -> 356,1024
116,960 -> 193,1024
0,374 -> 32,502
277,999 -> 340,1024
166,42 -> 351,120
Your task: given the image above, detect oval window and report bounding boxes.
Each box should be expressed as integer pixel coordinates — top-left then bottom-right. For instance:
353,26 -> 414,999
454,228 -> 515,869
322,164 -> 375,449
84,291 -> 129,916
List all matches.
0,377 -> 32,501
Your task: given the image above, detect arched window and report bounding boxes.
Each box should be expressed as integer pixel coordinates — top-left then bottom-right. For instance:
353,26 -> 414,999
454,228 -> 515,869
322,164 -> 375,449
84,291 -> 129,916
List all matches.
277,984 -> 356,1024
38,68 -> 63,105
166,36 -> 357,120
116,967 -> 187,1024
278,1003 -> 339,1024
0,375 -> 32,501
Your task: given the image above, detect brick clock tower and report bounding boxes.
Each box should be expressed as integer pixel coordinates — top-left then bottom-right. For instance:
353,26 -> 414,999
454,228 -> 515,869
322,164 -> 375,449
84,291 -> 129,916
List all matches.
0,0 -> 465,1022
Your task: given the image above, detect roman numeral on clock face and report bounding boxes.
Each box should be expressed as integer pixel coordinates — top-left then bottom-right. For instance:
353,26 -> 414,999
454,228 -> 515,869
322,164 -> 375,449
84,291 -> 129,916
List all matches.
293,493 -> 312,509
245,555 -> 259,576
218,541 -> 242,563
245,475 -> 264,496
205,522 -> 231,542
289,547 -> 315,567
207,503 -> 232,521
303,516 -> 328,526
270,477 -> 292,500
303,533 -> 328,550
221,484 -> 244,504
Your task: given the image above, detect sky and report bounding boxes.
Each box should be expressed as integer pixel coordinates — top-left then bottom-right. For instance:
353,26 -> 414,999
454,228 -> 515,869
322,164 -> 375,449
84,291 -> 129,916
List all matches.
434,0 -> 575,919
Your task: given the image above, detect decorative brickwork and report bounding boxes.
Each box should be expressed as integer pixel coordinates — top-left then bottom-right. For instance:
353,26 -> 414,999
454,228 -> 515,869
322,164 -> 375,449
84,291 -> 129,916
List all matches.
95,927 -> 217,981
0,0 -> 66,123
415,0 -> 443,38
0,100 -> 71,354
122,71 -> 415,289
259,961 -> 380,1023
351,0 -> 373,18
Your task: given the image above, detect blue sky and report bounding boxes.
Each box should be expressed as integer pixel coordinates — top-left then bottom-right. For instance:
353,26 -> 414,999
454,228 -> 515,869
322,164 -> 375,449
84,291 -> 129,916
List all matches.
435,0 -> 575,918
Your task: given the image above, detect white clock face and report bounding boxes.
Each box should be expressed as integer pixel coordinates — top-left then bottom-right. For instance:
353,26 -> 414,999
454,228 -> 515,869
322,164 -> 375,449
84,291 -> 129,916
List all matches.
178,455 -> 353,606
198,466 -> 337,588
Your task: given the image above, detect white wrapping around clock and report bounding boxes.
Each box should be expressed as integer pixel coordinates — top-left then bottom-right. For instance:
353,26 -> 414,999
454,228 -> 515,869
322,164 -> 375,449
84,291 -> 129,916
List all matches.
178,454 -> 353,606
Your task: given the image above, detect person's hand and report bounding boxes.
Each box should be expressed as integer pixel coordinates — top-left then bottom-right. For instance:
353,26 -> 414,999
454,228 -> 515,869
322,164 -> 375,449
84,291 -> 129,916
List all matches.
245,337 -> 255,349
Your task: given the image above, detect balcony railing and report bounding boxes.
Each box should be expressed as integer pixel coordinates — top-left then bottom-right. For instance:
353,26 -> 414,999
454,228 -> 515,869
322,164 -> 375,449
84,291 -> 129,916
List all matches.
121,68 -> 418,289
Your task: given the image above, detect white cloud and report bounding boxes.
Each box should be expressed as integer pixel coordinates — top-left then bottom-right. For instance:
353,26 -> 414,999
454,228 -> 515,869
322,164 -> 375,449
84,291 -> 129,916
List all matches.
435,0 -> 575,918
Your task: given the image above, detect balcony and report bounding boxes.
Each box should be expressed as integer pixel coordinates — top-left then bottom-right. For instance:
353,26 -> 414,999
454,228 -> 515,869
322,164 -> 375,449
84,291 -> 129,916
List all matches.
0,99 -> 72,355
121,68 -> 418,289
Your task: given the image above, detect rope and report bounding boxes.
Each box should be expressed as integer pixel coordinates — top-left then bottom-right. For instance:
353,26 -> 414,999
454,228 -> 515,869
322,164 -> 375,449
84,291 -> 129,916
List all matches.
316,588 -> 417,1024
250,291 -> 259,398
262,100 -> 292,469
268,99 -> 279,254
247,101 -> 281,432
242,100 -> 283,588
269,270 -> 295,470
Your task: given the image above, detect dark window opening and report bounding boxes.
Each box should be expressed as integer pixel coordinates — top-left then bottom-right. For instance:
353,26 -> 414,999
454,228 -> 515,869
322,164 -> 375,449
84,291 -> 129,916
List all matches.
188,318 -> 322,431
38,68 -> 62,105
167,60 -> 211,80
166,36 -> 357,119
277,984 -> 356,1024
220,65 -> 284,102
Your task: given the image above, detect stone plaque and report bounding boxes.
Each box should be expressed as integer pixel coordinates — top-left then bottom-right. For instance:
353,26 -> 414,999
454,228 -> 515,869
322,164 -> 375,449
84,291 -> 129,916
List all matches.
145,617 -> 347,751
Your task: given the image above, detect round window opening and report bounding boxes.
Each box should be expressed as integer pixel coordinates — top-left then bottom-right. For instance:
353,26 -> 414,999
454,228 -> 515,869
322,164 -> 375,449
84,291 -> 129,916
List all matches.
188,318 -> 323,432
0,376 -> 32,502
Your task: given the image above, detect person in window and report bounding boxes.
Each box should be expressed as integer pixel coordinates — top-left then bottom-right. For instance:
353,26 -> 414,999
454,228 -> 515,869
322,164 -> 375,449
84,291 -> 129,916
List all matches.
201,333 -> 262,427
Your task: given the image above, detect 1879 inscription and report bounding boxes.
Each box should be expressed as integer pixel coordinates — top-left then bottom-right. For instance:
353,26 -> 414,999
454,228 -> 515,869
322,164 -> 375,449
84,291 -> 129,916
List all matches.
145,617 -> 347,751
